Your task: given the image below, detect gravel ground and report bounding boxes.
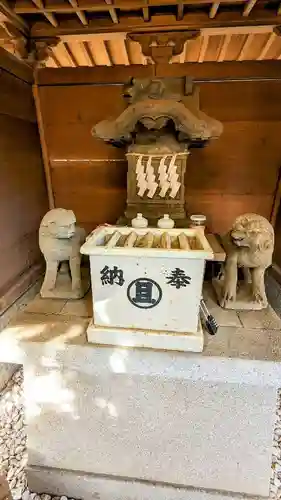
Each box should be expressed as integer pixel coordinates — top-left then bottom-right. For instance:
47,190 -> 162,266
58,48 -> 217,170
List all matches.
0,369 -> 76,500
0,368 -> 281,499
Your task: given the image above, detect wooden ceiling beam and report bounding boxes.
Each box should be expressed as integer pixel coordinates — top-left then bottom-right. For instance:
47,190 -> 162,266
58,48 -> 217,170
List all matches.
105,0 -> 119,24
104,40 -> 114,65
108,7 -> 119,23
63,41 -> 78,65
49,50 -> 61,67
0,0 -> 28,35
30,11 -> 281,37
68,0 -> 88,25
13,0 -> 264,14
143,6 -> 150,21
198,34 -> 208,62
177,3 -> 184,21
59,25 -> 272,42
243,0 -> 257,17
31,0 -> 58,26
237,32 -> 254,60
257,31 -> 275,60
82,40 -> 95,65
217,32 -> 231,60
209,2 -> 220,19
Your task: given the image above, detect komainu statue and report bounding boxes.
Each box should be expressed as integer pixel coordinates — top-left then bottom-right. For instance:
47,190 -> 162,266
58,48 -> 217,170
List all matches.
215,213 -> 274,310
39,208 -> 86,299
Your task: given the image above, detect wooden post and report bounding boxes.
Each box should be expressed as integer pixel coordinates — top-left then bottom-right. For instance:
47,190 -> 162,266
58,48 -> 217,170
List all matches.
33,82 -> 55,208
270,165 -> 281,227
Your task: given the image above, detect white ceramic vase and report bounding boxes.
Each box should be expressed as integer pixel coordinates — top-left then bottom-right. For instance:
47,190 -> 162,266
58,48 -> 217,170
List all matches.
157,214 -> 175,229
131,213 -> 148,228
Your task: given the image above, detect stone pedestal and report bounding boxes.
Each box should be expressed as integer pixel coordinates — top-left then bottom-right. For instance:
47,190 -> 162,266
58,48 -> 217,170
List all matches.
0,290 -> 281,500
18,345 -> 281,499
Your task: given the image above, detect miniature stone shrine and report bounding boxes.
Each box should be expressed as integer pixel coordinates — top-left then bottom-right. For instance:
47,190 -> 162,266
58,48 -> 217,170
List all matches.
39,208 -> 88,299
80,224 -> 213,352
213,213 -> 274,310
93,77 -> 223,226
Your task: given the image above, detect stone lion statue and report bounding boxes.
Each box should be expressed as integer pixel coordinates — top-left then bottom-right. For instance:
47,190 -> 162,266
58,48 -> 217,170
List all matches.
39,208 -> 86,299
221,213 -> 274,309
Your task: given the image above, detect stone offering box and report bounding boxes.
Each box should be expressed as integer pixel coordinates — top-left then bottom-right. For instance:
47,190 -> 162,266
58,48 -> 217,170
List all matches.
80,225 -> 213,352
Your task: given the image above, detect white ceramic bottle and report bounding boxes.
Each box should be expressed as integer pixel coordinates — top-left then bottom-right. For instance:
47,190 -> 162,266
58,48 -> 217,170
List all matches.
131,213 -> 148,228
157,214 -> 175,229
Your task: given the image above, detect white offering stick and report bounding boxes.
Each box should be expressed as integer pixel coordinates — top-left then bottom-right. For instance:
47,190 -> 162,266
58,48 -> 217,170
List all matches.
159,181 -> 170,198
146,155 -> 158,198
167,154 -> 177,175
169,180 -> 181,198
136,154 -> 143,175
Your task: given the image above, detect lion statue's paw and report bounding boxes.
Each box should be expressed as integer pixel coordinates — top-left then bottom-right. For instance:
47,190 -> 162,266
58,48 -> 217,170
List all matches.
221,286 -> 237,307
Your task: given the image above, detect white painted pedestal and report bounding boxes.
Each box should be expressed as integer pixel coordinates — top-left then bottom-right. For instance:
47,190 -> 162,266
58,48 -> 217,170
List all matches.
81,226 -> 213,353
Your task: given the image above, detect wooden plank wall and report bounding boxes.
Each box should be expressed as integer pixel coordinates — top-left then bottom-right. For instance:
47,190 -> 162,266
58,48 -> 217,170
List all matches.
274,207 -> 281,269
36,62 -> 281,235
0,48 -> 48,313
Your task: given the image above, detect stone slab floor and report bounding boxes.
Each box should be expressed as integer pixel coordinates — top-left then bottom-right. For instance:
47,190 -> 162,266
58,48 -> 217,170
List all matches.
1,282 -> 281,499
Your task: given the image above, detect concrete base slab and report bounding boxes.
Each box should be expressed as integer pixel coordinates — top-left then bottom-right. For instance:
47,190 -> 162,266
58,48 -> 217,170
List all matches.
27,466 -> 263,500
86,320 -> 204,352
22,342 -> 281,498
1,285 -> 281,499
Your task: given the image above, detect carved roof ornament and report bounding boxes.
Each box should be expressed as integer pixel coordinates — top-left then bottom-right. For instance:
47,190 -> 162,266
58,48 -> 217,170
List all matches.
128,31 -> 200,64
93,77 -> 223,149
29,38 -> 59,68
0,23 -> 59,67
0,21 -> 28,59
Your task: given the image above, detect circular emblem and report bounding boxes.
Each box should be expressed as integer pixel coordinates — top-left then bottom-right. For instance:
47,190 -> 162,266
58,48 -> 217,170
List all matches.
127,278 -> 162,309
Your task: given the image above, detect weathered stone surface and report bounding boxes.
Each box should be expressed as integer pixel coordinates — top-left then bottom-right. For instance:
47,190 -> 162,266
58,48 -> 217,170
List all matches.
92,78 -> 223,225
216,213 -> 274,310
39,208 -> 87,300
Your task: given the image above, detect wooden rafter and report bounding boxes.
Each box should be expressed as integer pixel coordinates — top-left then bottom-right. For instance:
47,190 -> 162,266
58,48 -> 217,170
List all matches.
143,6 -> 150,21
177,2 -> 184,21
217,32 -> 231,61
49,50 -> 61,67
0,0 -> 28,34
31,0 -> 57,27
179,41 -> 186,62
28,10 -> 281,37
243,0 -> 257,17
198,34 -> 208,62
209,2 -> 220,19
105,0 -> 119,24
63,41 -> 78,66
237,33 -> 254,60
12,0 -> 260,14
82,41 -> 95,65
103,40 -> 114,65
257,31 -> 275,60
58,42 -> 78,68
68,0 -> 87,25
